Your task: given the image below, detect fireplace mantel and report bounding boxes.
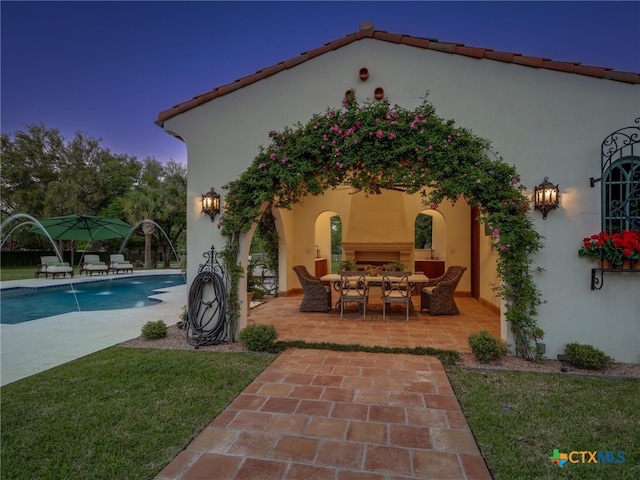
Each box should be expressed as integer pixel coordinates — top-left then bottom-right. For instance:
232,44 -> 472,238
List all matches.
342,242 -> 414,267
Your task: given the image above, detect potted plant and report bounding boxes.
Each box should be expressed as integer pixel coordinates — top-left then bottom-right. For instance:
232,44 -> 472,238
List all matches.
384,261 -> 405,272
578,229 -> 640,269
339,259 -> 359,271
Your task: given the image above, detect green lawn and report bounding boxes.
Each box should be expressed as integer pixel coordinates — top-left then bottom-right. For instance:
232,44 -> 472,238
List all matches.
1,344 -> 638,479
0,265 -> 38,281
447,367 -> 640,479
1,348 -> 276,480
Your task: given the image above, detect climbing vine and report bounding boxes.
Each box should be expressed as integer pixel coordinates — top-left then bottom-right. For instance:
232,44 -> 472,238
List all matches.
220,94 -> 544,360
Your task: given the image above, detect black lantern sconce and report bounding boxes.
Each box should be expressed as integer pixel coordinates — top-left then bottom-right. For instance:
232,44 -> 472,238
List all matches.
201,187 -> 221,222
534,177 -> 560,219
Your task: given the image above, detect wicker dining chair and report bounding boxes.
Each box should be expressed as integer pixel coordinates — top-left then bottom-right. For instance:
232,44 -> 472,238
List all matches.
420,266 -> 467,315
292,265 -> 332,312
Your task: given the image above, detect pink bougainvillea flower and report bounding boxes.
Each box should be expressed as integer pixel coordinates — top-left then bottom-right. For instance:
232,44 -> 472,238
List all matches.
388,133 -> 396,140
492,229 -> 500,237
269,153 -> 276,160
376,130 -> 384,139
430,203 -> 439,210
476,179 -> 482,184
258,163 -> 266,169
281,157 -> 289,163
353,139 -> 358,144
268,130 -> 277,136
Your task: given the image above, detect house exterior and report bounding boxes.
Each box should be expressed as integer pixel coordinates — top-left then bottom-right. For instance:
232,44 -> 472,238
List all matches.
157,23 -> 640,363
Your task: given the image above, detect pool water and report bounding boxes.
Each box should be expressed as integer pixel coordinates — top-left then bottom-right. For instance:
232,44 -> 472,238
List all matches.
1,274 -> 185,324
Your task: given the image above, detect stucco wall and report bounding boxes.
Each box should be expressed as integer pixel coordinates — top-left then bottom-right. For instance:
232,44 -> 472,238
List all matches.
163,38 -> 639,362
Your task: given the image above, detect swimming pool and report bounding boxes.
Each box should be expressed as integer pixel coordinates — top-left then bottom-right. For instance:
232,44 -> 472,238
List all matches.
0,274 -> 186,324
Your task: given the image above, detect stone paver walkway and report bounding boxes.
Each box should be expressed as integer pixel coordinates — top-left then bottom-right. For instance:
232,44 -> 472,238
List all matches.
155,348 -> 492,480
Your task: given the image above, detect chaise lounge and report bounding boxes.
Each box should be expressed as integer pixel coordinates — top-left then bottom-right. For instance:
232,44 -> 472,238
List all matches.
108,254 -> 134,274
79,254 -> 108,276
36,256 -> 74,279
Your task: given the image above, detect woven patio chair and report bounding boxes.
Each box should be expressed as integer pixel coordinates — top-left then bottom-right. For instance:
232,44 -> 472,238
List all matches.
420,266 -> 467,315
292,265 -> 332,312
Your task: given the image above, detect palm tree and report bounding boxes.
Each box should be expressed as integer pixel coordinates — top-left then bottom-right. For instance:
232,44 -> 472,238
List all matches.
121,187 -> 164,269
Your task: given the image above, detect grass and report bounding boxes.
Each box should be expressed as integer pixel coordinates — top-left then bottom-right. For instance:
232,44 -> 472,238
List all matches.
447,367 -> 640,479
1,347 -> 276,480
1,265 -> 37,281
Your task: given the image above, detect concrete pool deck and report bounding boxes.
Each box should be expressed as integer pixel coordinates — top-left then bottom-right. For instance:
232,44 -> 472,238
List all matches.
0,270 -> 187,386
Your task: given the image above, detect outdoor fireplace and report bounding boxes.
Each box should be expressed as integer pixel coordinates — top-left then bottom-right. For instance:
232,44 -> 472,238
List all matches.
342,242 -> 414,268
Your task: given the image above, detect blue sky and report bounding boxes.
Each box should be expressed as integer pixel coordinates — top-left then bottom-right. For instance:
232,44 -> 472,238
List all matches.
2,1 -> 639,165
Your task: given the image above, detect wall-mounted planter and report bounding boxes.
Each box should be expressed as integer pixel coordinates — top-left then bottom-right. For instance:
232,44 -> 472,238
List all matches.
359,67 -> 369,81
374,87 -> 384,100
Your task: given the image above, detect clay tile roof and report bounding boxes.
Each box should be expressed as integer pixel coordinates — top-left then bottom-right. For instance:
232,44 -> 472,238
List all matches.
157,23 -> 640,127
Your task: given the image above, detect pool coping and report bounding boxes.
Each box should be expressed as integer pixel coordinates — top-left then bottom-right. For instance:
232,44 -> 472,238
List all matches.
0,269 -> 187,386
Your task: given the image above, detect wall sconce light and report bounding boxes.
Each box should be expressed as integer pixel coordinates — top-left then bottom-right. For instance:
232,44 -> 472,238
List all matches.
534,177 -> 560,219
315,244 -> 320,258
201,187 -> 220,221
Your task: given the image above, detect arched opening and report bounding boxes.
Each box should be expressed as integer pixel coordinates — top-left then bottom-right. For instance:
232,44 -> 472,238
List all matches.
224,97 -> 542,359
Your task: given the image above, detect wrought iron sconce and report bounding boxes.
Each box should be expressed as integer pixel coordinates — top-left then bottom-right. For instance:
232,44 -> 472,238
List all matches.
534,177 -> 559,219
201,187 -> 220,221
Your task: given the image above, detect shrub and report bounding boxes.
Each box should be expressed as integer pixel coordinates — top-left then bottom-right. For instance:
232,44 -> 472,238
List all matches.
468,330 -> 507,363
564,342 -> 613,370
240,324 -> 278,352
141,320 -> 168,340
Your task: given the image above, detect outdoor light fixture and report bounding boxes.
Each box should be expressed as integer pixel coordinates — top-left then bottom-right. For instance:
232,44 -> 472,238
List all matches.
201,187 -> 221,221
534,177 -> 560,219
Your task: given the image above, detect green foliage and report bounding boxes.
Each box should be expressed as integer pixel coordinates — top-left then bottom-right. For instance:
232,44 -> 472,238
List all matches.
239,324 -> 279,352
468,330 -> 508,363
141,320 -> 168,340
384,261 -> 405,271
564,342 -> 614,370
219,95 -> 543,360
415,213 -> 433,248
274,340 -> 461,366
339,259 -> 359,271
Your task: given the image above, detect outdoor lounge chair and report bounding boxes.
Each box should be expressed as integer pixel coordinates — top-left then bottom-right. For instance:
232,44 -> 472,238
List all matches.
292,265 -> 332,312
36,256 -> 74,279
79,254 -> 108,276
108,254 -> 134,274
420,266 -> 467,315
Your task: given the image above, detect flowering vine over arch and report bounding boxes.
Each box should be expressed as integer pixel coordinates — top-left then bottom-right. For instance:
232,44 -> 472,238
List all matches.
221,95 -> 544,360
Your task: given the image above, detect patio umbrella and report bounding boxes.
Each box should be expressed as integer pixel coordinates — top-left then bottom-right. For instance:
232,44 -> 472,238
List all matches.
30,214 -> 133,241
30,214 -> 135,268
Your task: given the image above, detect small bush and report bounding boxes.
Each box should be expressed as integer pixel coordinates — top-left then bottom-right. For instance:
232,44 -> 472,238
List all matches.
141,320 -> 168,340
564,342 -> 613,370
240,324 -> 278,352
468,330 -> 507,363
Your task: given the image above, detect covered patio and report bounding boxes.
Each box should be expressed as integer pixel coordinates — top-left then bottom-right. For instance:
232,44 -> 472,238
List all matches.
247,293 -> 500,354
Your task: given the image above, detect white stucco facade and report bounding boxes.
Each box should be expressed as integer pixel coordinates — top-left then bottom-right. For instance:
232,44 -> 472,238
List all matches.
161,36 -> 640,363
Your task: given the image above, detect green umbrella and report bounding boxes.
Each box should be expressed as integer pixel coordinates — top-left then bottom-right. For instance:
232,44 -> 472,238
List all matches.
30,214 -> 133,241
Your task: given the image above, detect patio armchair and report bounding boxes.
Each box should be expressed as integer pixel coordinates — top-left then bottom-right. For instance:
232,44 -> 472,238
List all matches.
381,272 -> 413,322
337,270 -> 368,320
420,266 -> 467,315
108,254 -> 134,274
36,256 -> 74,279
292,265 -> 332,312
79,254 -> 108,276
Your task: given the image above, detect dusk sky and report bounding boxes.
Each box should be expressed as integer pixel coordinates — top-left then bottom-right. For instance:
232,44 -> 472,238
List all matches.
2,1 -> 639,166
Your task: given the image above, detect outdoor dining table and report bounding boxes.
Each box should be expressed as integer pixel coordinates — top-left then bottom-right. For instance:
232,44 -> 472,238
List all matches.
320,272 -> 429,312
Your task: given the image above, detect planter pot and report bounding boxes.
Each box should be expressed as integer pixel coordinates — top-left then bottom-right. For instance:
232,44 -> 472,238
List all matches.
598,259 -> 611,270
359,67 -> 369,81
622,259 -> 632,270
